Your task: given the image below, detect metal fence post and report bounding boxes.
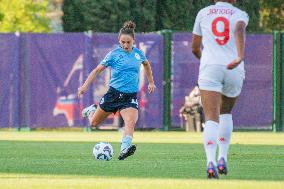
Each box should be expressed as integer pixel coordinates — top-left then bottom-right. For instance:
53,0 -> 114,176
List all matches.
83,31 -> 94,131
19,33 -> 31,131
160,30 -> 172,131
273,31 -> 283,132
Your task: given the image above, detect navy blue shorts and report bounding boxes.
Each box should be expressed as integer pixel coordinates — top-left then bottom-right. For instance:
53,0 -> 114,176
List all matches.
99,87 -> 138,113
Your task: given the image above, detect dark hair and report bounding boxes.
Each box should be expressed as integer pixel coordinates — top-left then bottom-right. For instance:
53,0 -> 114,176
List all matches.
119,21 -> 136,39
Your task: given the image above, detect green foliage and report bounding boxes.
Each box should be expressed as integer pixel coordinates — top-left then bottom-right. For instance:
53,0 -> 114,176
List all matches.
235,0 -> 260,32
62,0 -> 261,33
63,0 -> 156,32
0,0 -> 50,32
260,0 -> 284,32
155,0 -> 211,31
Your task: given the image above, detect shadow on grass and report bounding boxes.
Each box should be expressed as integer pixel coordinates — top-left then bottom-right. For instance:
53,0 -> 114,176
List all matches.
0,141 -> 283,181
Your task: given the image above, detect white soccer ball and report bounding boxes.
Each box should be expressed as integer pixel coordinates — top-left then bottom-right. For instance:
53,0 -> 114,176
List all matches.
92,142 -> 114,161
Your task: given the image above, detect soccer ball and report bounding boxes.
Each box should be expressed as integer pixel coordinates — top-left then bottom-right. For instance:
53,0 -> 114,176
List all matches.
92,142 -> 114,161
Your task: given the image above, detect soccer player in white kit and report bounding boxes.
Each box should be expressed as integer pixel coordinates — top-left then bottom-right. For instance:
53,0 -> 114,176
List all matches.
191,0 -> 249,179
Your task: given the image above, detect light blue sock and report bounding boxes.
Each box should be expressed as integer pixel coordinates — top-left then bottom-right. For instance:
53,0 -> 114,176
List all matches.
120,135 -> 132,152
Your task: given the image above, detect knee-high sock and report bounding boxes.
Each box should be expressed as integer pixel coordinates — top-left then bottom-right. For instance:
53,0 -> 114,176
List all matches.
218,114 -> 233,162
120,135 -> 133,152
203,120 -> 218,165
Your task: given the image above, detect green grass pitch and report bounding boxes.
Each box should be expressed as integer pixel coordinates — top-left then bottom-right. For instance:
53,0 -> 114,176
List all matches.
0,131 -> 283,189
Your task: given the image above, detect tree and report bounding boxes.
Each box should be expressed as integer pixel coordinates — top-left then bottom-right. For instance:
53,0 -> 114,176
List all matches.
155,0 -> 211,31
62,0 -> 156,33
260,0 -> 284,32
0,0 -> 50,32
235,0 -> 260,32
62,0 -> 261,33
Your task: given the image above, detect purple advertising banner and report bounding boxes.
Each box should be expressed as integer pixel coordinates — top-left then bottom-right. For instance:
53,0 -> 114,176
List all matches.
26,33 -> 85,128
233,34 -> 273,128
0,34 -> 20,128
0,33 -> 163,128
171,33 -> 200,128
91,33 -> 164,129
171,33 -> 273,128
0,33 -> 273,129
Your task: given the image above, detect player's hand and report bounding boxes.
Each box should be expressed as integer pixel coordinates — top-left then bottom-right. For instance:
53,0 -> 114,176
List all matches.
148,82 -> 156,94
77,85 -> 88,98
227,57 -> 243,70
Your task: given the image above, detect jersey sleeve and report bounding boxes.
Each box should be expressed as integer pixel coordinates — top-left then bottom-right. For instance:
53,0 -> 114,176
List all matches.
235,11 -> 249,26
100,51 -> 114,67
192,10 -> 203,36
139,50 -> 148,63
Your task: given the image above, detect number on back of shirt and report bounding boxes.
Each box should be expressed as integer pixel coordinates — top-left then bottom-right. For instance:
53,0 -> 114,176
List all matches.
211,17 -> 230,46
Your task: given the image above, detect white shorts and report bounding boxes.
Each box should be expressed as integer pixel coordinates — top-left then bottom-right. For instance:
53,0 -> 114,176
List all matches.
198,64 -> 245,97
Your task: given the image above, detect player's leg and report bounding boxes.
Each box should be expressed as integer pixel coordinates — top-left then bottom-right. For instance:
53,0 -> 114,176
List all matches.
89,105 -> 112,127
83,87 -> 119,127
198,65 -> 225,179
82,103 -> 112,127
217,95 -> 237,175
118,107 -> 138,160
82,104 -> 97,119
200,89 -> 222,179
217,67 -> 244,175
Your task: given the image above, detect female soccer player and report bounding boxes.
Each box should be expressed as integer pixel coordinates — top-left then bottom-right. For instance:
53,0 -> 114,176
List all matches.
78,21 -> 156,160
192,0 -> 249,178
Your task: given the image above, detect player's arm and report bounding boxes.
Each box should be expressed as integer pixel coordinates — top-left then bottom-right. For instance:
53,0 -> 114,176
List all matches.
142,60 -> 156,94
227,21 -> 247,70
77,64 -> 106,97
192,34 -> 202,59
192,9 -> 202,59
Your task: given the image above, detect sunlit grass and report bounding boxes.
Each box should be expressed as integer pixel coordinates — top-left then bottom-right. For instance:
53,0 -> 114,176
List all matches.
0,131 -> 283,189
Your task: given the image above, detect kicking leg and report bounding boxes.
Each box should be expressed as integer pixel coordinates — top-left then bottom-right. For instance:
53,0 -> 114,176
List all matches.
88,105 -> 112,128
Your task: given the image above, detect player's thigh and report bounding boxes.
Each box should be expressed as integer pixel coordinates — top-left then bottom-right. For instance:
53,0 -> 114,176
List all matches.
220,95 -> 238,114
120,107 -> 138,125
90,106 -> 112,125
200,90 -> 222,122
198,65 -> 224,121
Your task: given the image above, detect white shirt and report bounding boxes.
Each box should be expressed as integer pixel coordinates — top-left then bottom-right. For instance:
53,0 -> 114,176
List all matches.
193,2 -> 249,70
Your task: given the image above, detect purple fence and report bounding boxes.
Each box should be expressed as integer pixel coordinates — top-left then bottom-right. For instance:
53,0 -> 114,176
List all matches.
25,33 -> 86,128
0,34 -> 20,128
0,33 -> 163,129
0,32 -> 273,129
172,33 -> 273,128
234,34 -> 273,128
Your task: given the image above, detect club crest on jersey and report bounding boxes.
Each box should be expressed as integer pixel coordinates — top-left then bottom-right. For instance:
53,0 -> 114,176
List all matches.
134,53 -> 141,60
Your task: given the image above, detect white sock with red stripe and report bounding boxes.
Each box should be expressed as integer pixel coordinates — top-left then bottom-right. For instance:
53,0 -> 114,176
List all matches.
203,120 -> 218,166
218,114 -> 233,162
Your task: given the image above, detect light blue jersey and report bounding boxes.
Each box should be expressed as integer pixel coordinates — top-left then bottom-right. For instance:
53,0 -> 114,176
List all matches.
100,46 -> 147,93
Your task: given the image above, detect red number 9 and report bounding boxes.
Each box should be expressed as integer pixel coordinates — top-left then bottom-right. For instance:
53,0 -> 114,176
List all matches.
212,17 -> 230,45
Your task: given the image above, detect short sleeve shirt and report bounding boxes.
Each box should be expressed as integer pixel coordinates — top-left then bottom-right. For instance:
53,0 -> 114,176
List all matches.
100,46 -> 147,93
193,2 -> 249,70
